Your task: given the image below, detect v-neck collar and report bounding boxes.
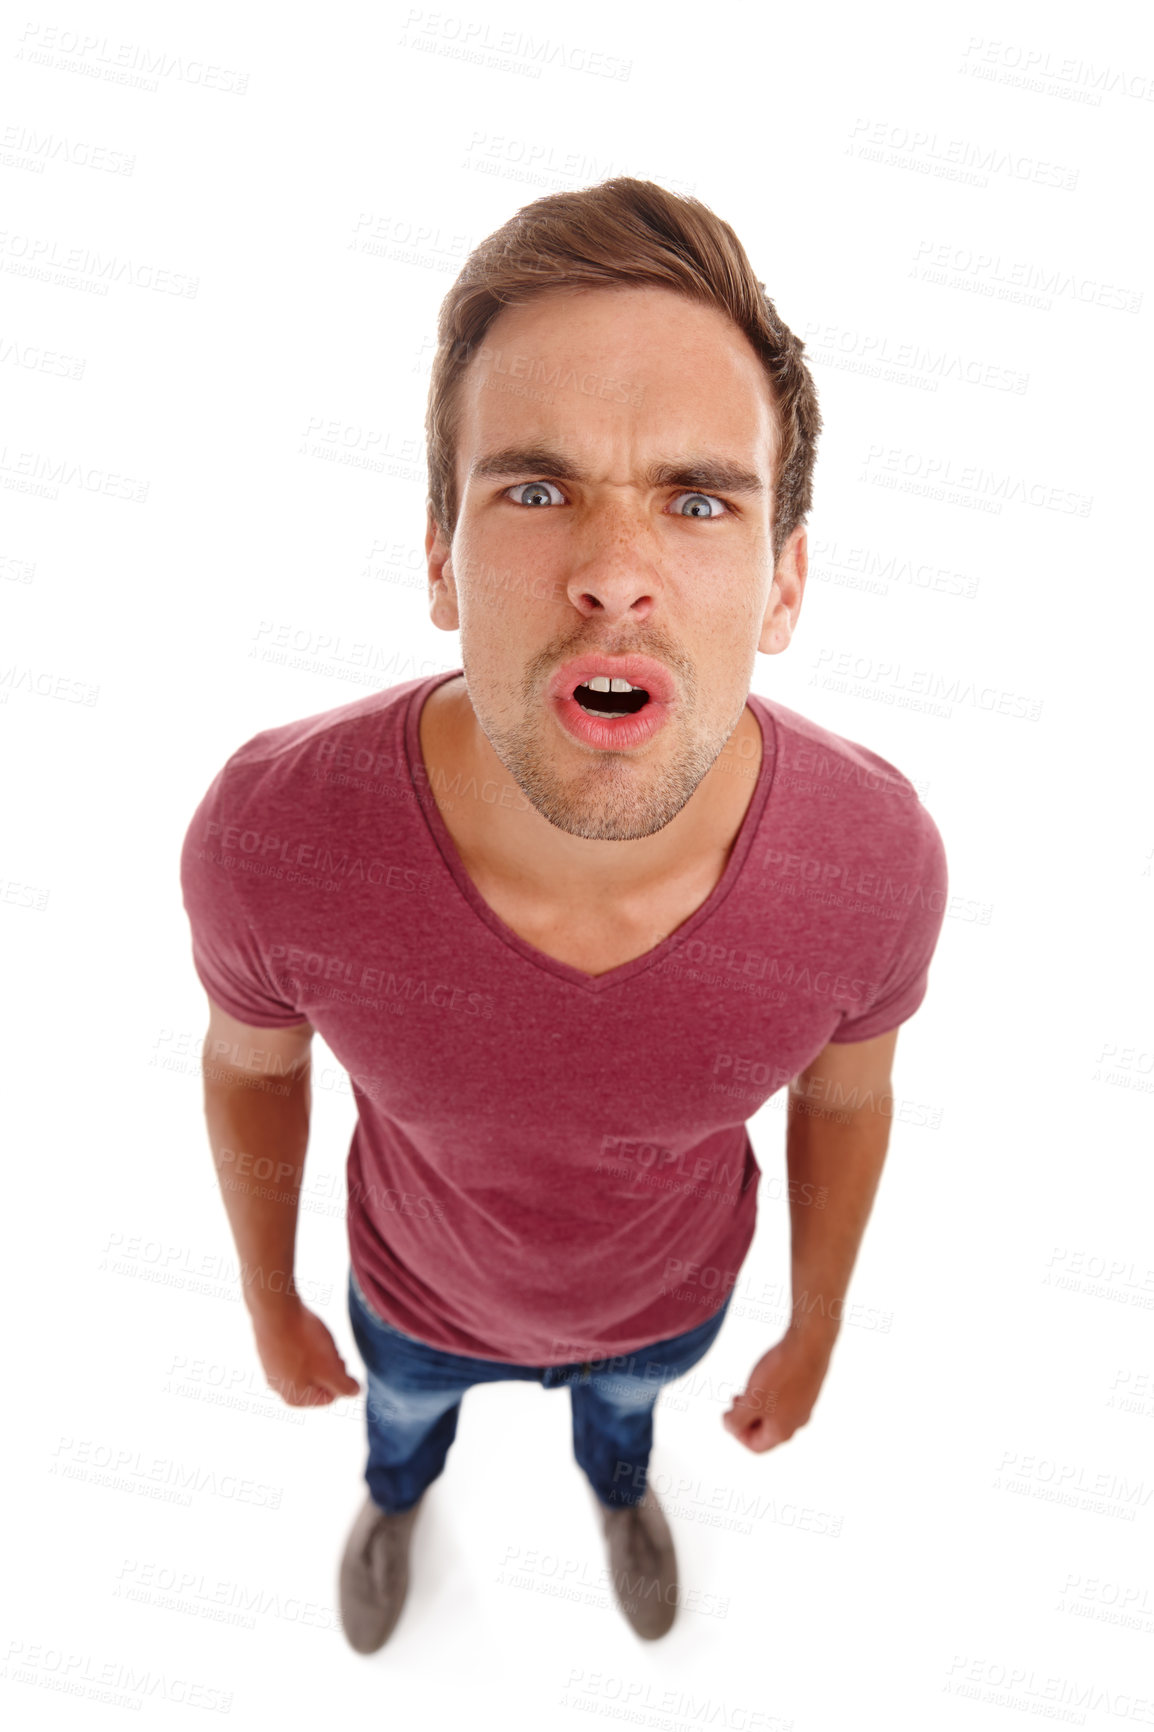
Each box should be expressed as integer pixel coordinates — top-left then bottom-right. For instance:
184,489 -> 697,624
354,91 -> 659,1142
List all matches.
404,668 -> 778,995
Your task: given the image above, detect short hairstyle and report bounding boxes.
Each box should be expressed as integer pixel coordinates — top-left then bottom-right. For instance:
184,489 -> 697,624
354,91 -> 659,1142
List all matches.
425,177 -> 821,565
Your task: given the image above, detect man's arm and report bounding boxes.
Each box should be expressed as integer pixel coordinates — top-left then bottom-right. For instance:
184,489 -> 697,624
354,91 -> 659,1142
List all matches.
722,1028 -> 898,1454
784,1026 -> 898,1351
201,998 -> 313,1316
200,997 -> 360,1407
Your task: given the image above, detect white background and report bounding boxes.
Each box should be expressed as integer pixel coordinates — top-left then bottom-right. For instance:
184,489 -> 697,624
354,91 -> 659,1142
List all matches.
3,0 -> 1152,1726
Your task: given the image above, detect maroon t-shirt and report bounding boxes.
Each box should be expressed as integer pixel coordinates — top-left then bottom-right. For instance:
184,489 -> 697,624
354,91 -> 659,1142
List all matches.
179,670 -> 947,1364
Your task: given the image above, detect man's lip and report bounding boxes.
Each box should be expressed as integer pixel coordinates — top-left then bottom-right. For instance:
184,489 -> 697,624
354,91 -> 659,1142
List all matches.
547,654 -> 676,705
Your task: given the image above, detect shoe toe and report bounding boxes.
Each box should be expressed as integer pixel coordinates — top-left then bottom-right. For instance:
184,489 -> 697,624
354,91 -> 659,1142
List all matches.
599,1491 -> 678,1640
338,1496 -> 418,1654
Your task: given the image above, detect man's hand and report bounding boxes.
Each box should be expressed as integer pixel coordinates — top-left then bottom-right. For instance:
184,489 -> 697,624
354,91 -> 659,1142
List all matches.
250,1298 -> 362,1408
722,1330 -> 834,1454
722,1029 -> 900,1455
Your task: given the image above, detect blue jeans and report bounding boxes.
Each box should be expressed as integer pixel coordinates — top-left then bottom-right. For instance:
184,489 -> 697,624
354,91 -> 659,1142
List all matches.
347,1268 -> 733,1514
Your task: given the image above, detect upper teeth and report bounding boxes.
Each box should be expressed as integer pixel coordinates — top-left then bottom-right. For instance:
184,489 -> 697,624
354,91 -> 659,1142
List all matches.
586,676 -> 642,692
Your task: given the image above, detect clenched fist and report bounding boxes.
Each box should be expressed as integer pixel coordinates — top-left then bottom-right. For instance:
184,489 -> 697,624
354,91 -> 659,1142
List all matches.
250,1297 -> 361,1407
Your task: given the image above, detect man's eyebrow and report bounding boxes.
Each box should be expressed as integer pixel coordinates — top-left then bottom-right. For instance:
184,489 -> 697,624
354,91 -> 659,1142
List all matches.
469,446 -> 766,497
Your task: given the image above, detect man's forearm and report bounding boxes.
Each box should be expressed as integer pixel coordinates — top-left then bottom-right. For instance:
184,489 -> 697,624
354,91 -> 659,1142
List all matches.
784,1090 -> 892,1350
202,1063 -> 311,1320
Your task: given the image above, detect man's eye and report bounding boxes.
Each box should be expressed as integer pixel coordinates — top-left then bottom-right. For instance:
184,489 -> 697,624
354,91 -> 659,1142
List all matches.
670,491 -> 727,519
507,480 -> 565,507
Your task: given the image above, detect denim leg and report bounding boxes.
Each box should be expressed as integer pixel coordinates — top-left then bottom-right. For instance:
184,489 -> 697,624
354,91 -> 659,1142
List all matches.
571,1370 -> 660,1509
347,1276 -> 472,1515
570,1296 -> 733,1509
360,1368 -> 467,1514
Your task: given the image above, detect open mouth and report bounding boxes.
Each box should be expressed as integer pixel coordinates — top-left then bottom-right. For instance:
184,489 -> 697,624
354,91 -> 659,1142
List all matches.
572,680 -> 650,719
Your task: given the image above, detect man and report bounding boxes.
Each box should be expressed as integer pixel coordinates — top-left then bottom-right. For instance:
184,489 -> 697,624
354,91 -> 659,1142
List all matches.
180,178 -> 947,1652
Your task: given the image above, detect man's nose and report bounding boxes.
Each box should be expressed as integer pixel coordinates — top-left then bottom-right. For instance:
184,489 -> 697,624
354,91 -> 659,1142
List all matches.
561,502 -> 660,619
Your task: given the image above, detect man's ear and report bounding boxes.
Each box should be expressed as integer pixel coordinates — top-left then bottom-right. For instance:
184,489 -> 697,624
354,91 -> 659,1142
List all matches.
426,505 -> 459,631
757,525 -> 807,656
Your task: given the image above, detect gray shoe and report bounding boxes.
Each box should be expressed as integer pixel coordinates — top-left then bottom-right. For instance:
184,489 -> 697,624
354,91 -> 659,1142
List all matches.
338,1492 -> 424,1653
591,1485 -> 679,1640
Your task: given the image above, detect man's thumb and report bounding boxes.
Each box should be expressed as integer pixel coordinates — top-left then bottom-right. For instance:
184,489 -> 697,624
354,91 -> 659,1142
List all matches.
321,1353 -> 361,1397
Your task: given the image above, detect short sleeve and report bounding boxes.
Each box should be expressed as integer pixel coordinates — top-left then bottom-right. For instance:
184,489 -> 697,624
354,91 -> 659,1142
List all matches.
179,764 -> 309,1029
828,804 -> 948,1044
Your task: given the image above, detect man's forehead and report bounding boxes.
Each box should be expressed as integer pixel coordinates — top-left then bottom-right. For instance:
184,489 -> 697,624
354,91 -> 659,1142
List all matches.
464,285 -> 773,406
457,340 -> 777,486
483,280 -> 750,349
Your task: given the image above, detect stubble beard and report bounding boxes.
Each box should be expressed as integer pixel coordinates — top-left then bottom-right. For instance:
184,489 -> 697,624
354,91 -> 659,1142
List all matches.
469,684 -> 743,841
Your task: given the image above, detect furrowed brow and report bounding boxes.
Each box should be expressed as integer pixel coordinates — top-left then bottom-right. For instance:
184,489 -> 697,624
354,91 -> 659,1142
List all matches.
469,446 -> 586,483
646,459 -> 764,497
470,447 -> 765,496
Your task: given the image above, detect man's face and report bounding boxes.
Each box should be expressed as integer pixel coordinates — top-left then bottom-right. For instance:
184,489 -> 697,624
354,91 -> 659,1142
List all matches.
426,283 -> 804,843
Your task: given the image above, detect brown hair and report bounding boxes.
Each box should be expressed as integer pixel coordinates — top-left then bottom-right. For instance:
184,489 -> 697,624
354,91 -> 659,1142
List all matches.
425,177 -> 821,565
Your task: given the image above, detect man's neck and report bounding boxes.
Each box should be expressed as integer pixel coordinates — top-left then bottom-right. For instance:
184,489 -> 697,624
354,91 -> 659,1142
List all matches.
418,675 -> 764,907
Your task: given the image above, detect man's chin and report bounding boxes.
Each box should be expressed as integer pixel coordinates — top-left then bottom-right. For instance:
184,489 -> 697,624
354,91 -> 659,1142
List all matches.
534,805 -> 683,843
509,762 -> 704,843
478,710 -> 722,843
